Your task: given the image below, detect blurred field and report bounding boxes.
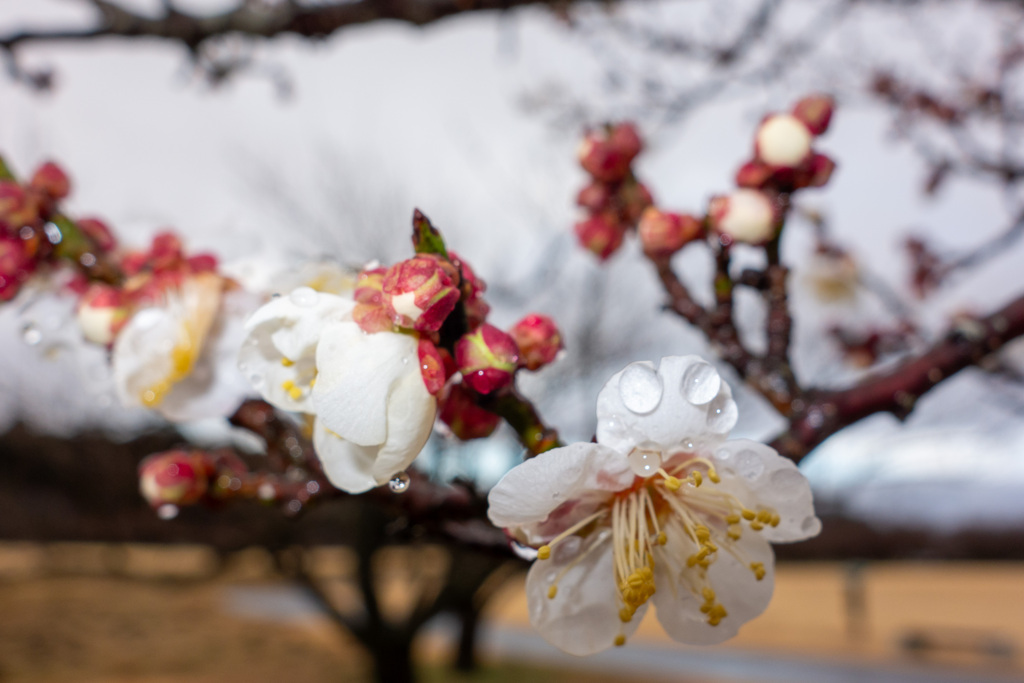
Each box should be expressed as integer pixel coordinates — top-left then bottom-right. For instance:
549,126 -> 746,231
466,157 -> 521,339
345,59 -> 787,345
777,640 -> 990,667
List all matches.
0,543 -> 1022,682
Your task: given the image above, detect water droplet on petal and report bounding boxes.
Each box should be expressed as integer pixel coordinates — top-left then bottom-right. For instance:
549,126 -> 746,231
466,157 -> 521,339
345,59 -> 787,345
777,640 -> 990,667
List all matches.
157,504 -> 179,520
511,541 -> 539,561
289,287 -> 319,308
681,361 -> 720,405
771,468 -> 805,493
706,392 -> 738,433
388,471 -> 411,493
618,363 -> 663,414
627,449 -> 662,477
734,449 -> 765,480
248,372 -> 265,389
21,322 -> 42,346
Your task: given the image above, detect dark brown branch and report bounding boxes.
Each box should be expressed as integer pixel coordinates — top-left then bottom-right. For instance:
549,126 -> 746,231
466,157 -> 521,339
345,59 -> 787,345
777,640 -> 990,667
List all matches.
773,293 -> 1024,462
0,0 -> 595,55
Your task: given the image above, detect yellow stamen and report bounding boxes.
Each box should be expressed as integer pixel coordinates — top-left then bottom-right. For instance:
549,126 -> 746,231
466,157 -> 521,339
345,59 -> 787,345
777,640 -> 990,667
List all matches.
280,357 -> 294,367
537,545 -> 551,560
547,585 -> 558,599
614,634 -> 626,647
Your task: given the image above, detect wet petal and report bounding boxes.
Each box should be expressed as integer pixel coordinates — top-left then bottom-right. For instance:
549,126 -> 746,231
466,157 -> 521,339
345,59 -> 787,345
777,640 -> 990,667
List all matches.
369,364 -> 436,485
653,532 -> 774,645
313,419 -> 380,494
596,356 -> 732,455
712,439 -> 821,542
525,531 -> 645,655
312,323 -> 418,447
488,442 -> 632,543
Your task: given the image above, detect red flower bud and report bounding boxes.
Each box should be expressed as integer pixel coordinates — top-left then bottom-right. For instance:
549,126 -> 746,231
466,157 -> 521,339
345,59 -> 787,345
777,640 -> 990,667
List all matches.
0,182 -> 39,227
439,382 -> 501,440
574,213 -> 626,260
510,314 -> 563,371
150,231 -> 184,271
455,323 -> 519,394
186,253 -> 218,273
792,94 -> 835,136
735,161 -> 775,189
0,234 -> 34,301
638,208 -> 702,257
382,256 -> 460,332
138,450 -> 212,508
576,181 -> 613,212
806,153 -> 836,188
353,267 -> 392,333
578,122 -> 643,183
418,338 -> 449,396
30,161 -> 71,200
76,218 -> 117,252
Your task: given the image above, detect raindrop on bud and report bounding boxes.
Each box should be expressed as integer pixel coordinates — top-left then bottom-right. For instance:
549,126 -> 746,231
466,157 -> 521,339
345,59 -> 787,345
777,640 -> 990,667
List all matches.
21,322 -> 42,346
388,471 -> 411,493
289,287 -> 319,308
157,504 -> 179,520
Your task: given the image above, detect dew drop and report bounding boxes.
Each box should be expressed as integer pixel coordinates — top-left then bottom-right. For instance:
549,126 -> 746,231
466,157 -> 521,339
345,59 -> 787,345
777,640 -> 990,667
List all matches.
511,541 -> 539,561
388,471 -> 411,493
21,322 -> 42,346
627,449 -> 662,477
618,363 -> 663,414
247,372 -> 265,389
681,361 -> 721,405
43,222 -> 62,244
770,468 -> 805,494
157,504 -> 179,520
18,225 -> 33,240
289,286 -> 319,308
734,449 -> 765,480
258,483 -> 276,501
706,393 -> 738,433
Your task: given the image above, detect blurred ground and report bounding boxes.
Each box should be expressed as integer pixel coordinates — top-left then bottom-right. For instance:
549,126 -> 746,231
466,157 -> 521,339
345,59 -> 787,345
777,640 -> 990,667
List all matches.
0,544 -> 1022,683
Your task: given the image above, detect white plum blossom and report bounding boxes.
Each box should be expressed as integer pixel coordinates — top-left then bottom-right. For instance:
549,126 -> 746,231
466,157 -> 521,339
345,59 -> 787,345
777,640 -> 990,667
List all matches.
238,286 -> 436,493
488,356 -> 820,655
113,273 -> 258,421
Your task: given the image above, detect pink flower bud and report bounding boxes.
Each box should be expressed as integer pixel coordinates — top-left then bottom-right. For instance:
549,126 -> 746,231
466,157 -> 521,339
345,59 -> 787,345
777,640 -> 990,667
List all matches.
0,235 -> 34,301
121,251 -> 149,276
76,217 -> 117,252
755,114 -> 813,168
186,253 -> 218,273
806,153 -> 836,188
708,190 -> 778,245
638,207 -> 702,257
574,213 -> 626,260
150,231 -> 184,271
77,283 -> 130,345
792,95 -> 835,136
29,161 -> 71,200
0,182 -> 39,227
353,267 -> 393,333
439,382 -> 501,440
382,256 -> 461,333
138,450 -> 212,507
449,251 -> 490,329
418,338 -> 449,395
510,314 -> 563,371
576,181 -> 613,212
455,323 -> 519,394
578,123 -> 643,183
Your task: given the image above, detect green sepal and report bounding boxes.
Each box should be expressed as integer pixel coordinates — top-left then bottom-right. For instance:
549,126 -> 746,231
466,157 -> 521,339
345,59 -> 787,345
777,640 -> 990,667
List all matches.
411,208 -> 449,258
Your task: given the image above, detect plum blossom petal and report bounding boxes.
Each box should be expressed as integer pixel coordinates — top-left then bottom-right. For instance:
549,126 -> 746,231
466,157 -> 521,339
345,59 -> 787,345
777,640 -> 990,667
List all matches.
488,355 -> 819,655
313,420 -> 380,494
488,442 -> 632,545
596,356 -> 736,456
238,289 -> 353,413
525,531 -> 646,656
652,532 -> 775,645
113,273 -> 230,419
712,440 -> 822,542
311,321 -> 425,447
